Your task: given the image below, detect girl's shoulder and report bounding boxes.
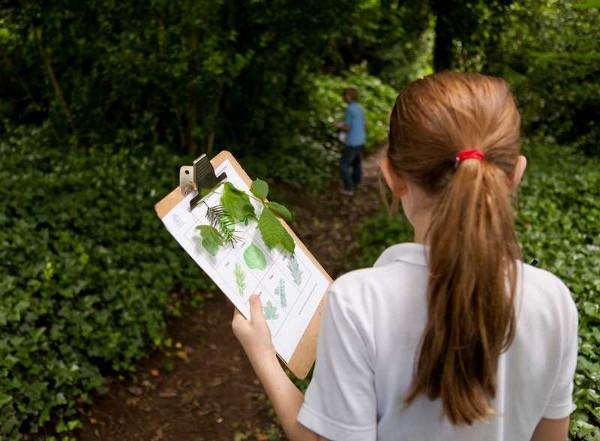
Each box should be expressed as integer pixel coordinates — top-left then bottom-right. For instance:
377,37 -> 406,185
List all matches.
518,262 -> 578,325
327,243 -> 430,309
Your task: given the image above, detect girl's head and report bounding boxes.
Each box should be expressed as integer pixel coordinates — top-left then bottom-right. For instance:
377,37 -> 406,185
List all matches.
381,72 -> 525,425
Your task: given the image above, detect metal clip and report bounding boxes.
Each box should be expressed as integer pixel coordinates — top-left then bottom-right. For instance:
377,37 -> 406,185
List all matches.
179,154 -> 226,210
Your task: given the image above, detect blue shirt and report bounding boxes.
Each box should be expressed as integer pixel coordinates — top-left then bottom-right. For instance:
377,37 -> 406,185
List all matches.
344,101 -> 366,147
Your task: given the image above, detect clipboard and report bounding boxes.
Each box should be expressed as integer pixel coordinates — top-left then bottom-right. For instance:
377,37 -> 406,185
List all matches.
155,150 -> 331,379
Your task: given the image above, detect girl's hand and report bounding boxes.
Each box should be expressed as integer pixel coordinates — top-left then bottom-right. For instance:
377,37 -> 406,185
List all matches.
232,295 -> 277,366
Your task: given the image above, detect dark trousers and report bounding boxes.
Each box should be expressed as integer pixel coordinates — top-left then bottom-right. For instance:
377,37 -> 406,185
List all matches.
340,145 -> 363,191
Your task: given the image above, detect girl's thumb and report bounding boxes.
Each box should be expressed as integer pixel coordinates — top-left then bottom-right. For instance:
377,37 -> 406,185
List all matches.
249,295 -> 265,323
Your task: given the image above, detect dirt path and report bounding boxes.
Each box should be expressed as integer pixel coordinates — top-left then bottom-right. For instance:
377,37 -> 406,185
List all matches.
78,149 -> 385,441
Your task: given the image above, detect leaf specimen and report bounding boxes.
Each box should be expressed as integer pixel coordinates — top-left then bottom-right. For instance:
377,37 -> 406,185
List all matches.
196,180 -> 294,255
263,300 -> 279,320
250,179 -> 269,200
258,207 -> 295,253
205,204 -> 241,245
266,201 -> 293,222
243,244 -> 267,270
196,225 -> 224,256
234,262 -> 246,296
287,255 -> 303,286
221,182 -> 256,224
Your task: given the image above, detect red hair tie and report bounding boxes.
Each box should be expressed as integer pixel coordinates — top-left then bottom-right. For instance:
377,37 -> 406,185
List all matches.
455,149 -> 485,168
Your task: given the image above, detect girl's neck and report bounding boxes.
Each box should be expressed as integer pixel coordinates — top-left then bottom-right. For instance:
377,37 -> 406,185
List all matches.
410,208 -> 433,245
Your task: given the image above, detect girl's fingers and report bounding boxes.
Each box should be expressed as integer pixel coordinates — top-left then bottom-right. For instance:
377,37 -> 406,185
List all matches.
249,294 -> 266,325
232,307 -> 242,321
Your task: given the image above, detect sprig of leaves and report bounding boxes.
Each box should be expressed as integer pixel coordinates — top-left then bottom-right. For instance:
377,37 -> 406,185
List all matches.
205,204 -> 241,245
250,179 -> 295,252
196,178 -> 295,255
222,182 -> 256,224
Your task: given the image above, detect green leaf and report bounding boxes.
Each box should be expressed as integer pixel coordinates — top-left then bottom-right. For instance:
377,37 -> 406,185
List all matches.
221,182 -> 255,223
258,207 -> 295,253
266,201 -> 293,222
250,179 -> 269,200
196,225 -> 224,256
0,393 -> 12,408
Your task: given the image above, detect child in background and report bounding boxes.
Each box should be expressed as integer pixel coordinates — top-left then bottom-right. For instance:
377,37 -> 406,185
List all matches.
336,87 -> 366,196
232,72 -> 578,441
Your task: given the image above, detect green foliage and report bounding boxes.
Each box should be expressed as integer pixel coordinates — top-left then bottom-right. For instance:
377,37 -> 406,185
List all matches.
516,144 -> 600,440
196,225 -> 225,256
266,202 -> 293,223
196,179 -> 295,255
222,183 -> 256,224
258,207 -> 295,254
348,209 -> 414,270
0,126 -> 210,439
350,142 -> 600,439
453,0 -> 600,156
241,136 -> 339,194
309,66 -> 398,153
323,0 -> 434,88
250,179 -> 269,200
205,204 -> 240,245
0,0 -> 359,155
247,179 -> 295,252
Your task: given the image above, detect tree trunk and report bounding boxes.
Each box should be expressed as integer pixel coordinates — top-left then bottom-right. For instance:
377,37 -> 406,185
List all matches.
33,26 -> 76,133
431,0 -> 454,72
184,86 -> 198,156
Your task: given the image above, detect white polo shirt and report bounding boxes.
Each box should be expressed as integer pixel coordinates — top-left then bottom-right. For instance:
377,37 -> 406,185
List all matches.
298,243 -> 578,441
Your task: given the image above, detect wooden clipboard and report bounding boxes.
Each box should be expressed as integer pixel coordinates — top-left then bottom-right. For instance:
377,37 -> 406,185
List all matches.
154,150 -> 331,379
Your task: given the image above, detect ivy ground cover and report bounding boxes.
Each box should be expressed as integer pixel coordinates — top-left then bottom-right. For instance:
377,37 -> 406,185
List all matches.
0,127 -> 210,439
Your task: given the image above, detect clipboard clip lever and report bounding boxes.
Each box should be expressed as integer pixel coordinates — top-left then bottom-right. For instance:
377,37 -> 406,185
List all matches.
179,154 -> 226,210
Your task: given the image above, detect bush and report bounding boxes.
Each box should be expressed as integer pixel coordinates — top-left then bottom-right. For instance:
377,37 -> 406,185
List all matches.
308,66 -> 398,153
485,1 -> 600,156
350,142 -> 600,440
242,67 -> 399,193
0,126 -> 210,439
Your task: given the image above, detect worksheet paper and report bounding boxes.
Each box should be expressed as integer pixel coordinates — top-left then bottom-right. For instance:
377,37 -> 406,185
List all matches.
161,160 -> 330,362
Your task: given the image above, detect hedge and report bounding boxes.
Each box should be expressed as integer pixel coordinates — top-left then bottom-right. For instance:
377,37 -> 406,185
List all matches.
0,126 -> 210,439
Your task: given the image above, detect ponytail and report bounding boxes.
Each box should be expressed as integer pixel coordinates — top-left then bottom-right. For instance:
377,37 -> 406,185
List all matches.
405,158 -> 519,425
387,72 -> 522,425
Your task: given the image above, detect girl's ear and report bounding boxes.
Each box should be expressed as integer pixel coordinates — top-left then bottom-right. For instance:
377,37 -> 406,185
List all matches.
511,155 -> 527,191
380,158 -> 407,197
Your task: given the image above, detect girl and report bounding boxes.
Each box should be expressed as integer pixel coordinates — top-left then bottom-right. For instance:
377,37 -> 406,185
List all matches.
232,72 -> 578,441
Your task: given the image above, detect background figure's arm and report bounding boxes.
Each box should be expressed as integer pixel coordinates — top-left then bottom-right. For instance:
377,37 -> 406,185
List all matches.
531,417 -> 569,441
335,121 -> 350,131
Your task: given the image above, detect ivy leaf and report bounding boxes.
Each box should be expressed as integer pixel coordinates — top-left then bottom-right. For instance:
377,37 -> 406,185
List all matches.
196,225 -> 224,256
221,182 -> 255,223
250,179 -> 269,200
258,207 -> 295,253
266,201 -> 293,222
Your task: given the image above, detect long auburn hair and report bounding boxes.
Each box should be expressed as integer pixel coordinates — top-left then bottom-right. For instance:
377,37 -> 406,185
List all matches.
388,72 -> 521,425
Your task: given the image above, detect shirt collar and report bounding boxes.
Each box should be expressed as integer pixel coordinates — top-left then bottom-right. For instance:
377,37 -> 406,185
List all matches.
374,242 -> 429,268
